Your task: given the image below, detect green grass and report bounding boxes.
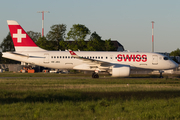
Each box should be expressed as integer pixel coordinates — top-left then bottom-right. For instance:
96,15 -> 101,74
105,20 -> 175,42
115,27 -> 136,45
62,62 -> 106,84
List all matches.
0,73 -> 180,119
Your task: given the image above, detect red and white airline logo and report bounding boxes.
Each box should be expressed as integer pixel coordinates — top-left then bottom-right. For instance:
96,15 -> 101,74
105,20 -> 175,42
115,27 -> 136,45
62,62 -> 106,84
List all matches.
70,51 -> 76,55
8,23 -> 37,47
117,54 -> 147,62
13,29 -> 26,43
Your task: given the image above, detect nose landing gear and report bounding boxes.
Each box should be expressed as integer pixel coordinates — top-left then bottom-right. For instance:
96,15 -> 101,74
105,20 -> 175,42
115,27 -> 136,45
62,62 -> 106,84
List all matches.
159,70 -> 164,78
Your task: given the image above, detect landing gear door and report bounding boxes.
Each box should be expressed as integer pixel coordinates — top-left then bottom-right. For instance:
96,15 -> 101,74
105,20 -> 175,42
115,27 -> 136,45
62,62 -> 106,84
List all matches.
44,53 -> 49,64
152,55 -> 158,65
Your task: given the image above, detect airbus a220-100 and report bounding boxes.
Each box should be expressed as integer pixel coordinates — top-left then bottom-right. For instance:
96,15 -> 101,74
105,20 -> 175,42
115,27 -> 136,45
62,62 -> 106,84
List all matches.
2,20 -> 178,78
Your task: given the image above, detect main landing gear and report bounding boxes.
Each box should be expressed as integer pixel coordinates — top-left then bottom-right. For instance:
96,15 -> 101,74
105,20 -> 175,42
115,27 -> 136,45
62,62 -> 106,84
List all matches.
92,72 -> 99,78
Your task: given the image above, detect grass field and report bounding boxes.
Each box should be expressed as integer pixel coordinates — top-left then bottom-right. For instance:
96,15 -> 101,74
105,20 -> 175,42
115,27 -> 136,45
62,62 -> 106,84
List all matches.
0,73 -> 180,120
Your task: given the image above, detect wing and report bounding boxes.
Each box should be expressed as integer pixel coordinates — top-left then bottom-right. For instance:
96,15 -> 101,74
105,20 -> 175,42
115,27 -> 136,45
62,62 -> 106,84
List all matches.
68,49 -> 111,71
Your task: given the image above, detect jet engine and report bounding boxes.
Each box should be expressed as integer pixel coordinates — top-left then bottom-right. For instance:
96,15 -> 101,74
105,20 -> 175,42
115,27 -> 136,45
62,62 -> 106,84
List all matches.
111,66 -> 130,77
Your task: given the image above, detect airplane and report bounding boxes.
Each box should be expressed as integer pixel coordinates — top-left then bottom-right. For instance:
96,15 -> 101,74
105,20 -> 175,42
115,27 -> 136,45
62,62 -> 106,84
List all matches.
2,20 -> 179,78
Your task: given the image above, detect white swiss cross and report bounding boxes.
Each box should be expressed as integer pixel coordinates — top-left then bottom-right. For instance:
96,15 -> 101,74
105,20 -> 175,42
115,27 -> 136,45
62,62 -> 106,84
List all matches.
13,29 -> 26,43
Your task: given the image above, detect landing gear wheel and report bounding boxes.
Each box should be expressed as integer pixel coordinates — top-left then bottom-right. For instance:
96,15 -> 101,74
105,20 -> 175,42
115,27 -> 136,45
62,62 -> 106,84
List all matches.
159,72 -> 163,78
92,72 -> 95,78
94,74 -> 99,78
92,72 -> 99,78
159,70 -> 164,78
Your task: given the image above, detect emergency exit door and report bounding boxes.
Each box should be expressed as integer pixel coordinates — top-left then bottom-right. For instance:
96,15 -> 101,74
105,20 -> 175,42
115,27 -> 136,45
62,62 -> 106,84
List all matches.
44,53 -> 49,63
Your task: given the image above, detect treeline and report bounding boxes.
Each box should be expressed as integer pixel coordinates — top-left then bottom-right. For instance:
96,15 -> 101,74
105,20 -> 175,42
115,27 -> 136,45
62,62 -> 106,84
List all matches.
0,23 -> 116,63
1,24 -> 116,52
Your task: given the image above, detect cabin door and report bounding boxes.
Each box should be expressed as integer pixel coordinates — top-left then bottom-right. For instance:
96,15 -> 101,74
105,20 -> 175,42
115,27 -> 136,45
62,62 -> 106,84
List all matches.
152,55 -> 158,65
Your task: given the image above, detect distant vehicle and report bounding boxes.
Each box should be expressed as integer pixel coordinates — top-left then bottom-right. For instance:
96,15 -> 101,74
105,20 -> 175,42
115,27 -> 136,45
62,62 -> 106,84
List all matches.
2,20 -> 178,78
49,70 -> 59,73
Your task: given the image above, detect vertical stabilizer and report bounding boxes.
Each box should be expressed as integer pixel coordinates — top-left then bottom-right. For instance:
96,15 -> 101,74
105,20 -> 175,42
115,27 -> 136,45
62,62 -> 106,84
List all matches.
7,20 -> 46,51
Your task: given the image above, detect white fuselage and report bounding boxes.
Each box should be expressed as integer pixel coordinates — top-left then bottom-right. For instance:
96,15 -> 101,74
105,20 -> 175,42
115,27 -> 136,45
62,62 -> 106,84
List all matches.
5,20 -> 179,78
2,51 -> 178,71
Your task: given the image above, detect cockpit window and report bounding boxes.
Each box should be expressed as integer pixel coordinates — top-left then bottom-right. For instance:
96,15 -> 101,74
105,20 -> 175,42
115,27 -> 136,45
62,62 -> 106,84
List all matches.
164,57 -> 169,60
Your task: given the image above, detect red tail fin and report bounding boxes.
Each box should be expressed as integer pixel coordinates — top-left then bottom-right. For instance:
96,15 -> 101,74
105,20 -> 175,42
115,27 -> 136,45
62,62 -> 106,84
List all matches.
7,20 -> 45,51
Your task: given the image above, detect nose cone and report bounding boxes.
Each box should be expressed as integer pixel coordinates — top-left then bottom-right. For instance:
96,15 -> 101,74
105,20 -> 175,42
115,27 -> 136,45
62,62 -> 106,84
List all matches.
175,62 -> 179,68
170,61 -> 179,69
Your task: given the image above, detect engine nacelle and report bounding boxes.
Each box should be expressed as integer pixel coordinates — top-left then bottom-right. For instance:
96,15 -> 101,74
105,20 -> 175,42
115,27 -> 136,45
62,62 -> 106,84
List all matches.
111,66 -> 130,77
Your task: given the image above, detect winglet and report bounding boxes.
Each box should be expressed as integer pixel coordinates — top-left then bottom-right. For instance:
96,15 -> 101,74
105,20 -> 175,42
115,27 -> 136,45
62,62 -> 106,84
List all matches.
68,49 -> 77,55
68,49 -> 79,58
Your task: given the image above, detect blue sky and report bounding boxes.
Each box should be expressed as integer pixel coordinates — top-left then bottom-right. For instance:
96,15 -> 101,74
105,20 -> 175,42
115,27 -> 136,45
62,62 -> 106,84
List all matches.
0,0 -> 180,52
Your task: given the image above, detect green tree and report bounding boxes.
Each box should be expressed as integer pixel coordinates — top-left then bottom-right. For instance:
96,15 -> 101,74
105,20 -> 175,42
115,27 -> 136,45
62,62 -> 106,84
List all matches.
27,31 -> 41,43
0,32 -> 15,52
86,32 -> 104,51
103,39 -> 116,51
170,48 -> 180,56
46,24 -> 66,50
67,24 -> 90,50
67,24 -> 90,41
59,41 -> 72,51
36,37 -> 55,50
0,32 -> 18,63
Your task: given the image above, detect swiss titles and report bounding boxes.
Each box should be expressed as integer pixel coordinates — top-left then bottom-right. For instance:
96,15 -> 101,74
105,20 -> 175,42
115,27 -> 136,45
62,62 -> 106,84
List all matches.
117,54 -> 147,62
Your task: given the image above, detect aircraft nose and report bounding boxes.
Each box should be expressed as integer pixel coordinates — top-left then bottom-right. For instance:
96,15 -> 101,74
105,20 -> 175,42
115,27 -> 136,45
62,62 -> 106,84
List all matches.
175,62 -> 179,68
170,61 -> 179,69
